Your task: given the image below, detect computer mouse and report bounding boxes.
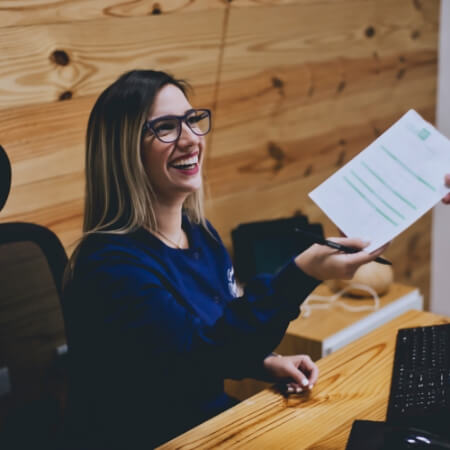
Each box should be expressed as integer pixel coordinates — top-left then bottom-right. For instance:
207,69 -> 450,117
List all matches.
384,426 -> 450,449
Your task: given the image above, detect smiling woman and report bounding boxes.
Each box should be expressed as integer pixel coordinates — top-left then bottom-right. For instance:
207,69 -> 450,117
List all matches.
61,69 -> 388,450
140,86 -> 208,211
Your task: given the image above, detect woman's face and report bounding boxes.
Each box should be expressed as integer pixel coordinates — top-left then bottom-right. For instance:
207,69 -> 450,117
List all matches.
141,84 -> 205,204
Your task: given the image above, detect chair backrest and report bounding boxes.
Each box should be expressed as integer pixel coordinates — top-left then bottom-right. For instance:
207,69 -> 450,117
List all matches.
231,215 -> 324,283
0,145 -> 11,212
0,145 -> 69,447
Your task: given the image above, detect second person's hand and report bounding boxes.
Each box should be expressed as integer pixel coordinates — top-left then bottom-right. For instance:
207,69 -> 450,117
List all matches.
442,174 -> 450,204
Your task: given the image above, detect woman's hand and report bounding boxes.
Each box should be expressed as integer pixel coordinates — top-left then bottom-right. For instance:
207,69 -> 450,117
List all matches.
295,237 -> 388,281
442,174 -> 450,204
263,354 -> 319,393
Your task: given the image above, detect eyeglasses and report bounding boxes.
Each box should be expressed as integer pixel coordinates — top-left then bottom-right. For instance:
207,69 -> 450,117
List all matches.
142,108 -> 211,143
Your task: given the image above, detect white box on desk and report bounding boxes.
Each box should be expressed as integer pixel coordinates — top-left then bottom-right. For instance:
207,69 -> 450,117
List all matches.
321,288 -> 423,357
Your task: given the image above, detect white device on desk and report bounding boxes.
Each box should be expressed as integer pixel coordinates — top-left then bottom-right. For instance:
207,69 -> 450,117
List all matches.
320,289 -> 423,357
296,284 -> 423,359
304,262 -> 425,358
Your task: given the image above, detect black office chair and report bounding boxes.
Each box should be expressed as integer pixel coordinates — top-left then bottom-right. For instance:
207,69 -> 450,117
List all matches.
0,144 -> 11,212
0,144 -> 69,449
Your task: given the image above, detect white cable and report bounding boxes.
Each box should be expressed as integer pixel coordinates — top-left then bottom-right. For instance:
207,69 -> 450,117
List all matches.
301,283 -> 380,318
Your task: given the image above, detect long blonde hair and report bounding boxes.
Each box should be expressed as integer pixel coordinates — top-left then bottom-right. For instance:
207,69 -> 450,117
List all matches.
66,70 -> 207,280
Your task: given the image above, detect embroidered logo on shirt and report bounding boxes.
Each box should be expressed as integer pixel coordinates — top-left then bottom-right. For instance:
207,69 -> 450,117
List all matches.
227,267 -> 239,298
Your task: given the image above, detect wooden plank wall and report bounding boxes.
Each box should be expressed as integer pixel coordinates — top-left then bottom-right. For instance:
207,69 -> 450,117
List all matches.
207,0 -> 439,306
0,0 -> 440,306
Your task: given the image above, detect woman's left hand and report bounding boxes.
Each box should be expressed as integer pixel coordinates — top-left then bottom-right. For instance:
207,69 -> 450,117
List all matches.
442,174 -> 450,204
263,354 -> 319,393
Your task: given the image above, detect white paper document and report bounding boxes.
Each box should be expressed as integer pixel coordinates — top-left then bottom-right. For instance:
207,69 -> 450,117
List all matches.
309,110 -> 450,252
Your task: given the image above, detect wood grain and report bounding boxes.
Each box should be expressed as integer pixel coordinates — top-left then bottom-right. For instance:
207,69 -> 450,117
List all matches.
208,51 -> 437,161
160,310 -> 450,449
0,10 -> 224,110
0,0 -> 225,28
216,0 -> 438,84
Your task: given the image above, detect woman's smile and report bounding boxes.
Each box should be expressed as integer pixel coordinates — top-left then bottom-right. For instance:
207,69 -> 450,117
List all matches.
168,151 -> 200,175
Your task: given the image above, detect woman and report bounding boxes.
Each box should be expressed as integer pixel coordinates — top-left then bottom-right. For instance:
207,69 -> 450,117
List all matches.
62,70 -> 388,449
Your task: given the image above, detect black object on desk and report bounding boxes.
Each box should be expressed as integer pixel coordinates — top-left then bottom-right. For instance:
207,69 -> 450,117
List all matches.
231,216 -> 324,283
347,323 -> 450,449
386,324 -> 450,436
346,420 -> 450,449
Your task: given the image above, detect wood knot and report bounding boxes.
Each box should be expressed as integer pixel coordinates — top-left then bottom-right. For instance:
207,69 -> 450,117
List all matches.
271,76 -> 285,96
272,76 -> 284,89
408,233 -> 420,253
268,141 -> 285,161
397,68 -> 406,80
59,90 -> 73,101
337,80 -> 346,93
152,3 -> 162,14
365,26 -> 375,38
336,150 -> 346,167
411,30 -> 420,40
398,55 -> 406,63
339,139 -> 347,146
51,50 -> 70,66
303,164 -> 313,177
268,141 -> 285,172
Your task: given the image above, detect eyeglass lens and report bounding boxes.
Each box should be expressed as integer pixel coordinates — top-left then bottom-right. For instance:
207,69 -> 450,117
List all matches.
153,110 -> 210,143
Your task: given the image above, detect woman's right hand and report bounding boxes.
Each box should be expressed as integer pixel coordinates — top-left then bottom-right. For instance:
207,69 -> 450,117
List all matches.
294,237 -> 388,281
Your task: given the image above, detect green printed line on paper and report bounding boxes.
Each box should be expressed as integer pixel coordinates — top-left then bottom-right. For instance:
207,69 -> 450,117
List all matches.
380,145 -> 436,192
343,176 -> 398,226
350,170 -> 405,220
361,161 -> 417,210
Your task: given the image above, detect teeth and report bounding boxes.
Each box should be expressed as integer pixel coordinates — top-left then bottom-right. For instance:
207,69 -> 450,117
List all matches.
171,155 -> 198,167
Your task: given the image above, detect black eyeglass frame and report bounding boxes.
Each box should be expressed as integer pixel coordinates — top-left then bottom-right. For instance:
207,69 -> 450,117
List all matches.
142,108 -> 212,143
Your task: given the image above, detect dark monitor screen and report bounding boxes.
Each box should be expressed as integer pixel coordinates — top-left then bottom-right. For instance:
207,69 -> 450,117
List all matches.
231,216 -> 324,283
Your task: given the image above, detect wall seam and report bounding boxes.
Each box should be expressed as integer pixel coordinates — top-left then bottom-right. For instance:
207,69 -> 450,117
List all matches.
207,1 -> 231,163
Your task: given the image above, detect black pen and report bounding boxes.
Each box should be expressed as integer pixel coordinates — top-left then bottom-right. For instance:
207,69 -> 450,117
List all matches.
294,228 -> 392,266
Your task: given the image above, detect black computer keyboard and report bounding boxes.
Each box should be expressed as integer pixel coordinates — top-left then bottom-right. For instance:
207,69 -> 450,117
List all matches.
386,323 -> 450,434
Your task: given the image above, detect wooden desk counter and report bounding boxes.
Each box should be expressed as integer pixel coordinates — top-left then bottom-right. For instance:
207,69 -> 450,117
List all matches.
225,283 -> 422,401
159,310 -> 449,449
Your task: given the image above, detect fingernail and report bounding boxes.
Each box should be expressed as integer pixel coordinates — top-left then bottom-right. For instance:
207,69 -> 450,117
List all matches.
302,379 -> 309,387
287,386 -> 294,393
296,387 -> 303,393
309,384 -> 314,390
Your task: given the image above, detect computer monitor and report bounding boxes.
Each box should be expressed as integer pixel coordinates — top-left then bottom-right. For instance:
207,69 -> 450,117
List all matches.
231,215 -> 324,283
